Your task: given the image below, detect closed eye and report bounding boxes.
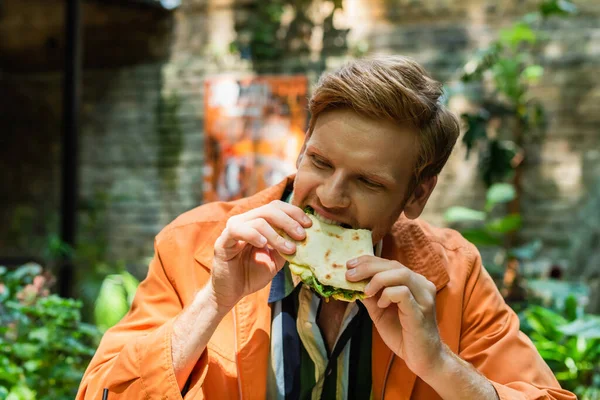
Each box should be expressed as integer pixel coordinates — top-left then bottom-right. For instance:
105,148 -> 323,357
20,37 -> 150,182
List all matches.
359,177 -> 384,189
311,154 -> 332,169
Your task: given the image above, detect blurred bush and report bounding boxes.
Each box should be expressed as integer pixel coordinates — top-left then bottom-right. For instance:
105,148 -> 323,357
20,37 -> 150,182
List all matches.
520,296 -> 600,399
0,263 -> 101,400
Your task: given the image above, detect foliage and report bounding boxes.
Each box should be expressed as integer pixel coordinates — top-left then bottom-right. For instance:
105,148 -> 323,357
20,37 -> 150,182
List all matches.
94,271 -> 139,332
520,296 -> 600,399
444,183 -> 542,255
458,0 -> 576,186
231,0 -> 349,69
0,264 -> 101,400
448,0 -> 577,297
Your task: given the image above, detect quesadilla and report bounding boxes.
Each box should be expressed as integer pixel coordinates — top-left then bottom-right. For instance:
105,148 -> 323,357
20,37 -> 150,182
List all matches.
279,207 -> 373,302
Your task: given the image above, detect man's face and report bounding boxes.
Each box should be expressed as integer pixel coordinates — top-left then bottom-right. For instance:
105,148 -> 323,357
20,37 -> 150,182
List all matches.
292,108 -> 436,244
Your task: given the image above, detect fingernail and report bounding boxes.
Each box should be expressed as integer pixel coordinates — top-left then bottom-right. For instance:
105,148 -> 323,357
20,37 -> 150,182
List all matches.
285,240 -> 294,250
259,236 -> 267,245
346,269 -> 355,276
295,226 -> 305,236
303,215 -> 311,224
347,258 -> 358,267
363,283 -> 371,294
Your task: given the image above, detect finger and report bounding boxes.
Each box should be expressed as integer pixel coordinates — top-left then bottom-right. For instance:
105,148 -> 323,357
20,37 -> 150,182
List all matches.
218,225 -> 267,250
244,200 -> 312,228
253,247 -> 282,275
249,218 -> 296,255
213,238 -> 246,262
234,203 -> 310,241
346,255 -> 395,280
262,207 -> 309,241
364,269 -> 434,307
268,200 -> 313,227
377,286 -> 417,310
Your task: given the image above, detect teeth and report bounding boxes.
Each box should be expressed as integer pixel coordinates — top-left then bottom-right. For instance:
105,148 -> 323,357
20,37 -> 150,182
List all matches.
314,211 -> 343,226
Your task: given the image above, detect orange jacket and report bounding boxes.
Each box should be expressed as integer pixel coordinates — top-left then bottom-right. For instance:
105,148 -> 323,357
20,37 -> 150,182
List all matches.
77,176 -> 575,400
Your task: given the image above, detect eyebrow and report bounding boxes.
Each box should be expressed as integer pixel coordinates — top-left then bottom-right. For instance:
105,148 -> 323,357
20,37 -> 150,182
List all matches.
307,145 -> 397,186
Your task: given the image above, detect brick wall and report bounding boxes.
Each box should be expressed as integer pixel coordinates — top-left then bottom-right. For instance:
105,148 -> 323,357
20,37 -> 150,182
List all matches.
1,0 -> 599,281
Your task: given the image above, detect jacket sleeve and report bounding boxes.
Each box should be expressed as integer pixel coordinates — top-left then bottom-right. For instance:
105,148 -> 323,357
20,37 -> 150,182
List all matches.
458,250 -> 576,400
76,231 -> 209,400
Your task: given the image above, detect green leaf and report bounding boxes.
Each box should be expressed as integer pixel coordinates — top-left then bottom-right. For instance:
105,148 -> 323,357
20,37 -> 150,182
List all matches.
492,58 -> 524,102
479,140 -> 518,188
11,343 -> 38,359
461,44 -> 502,82
522,65 -> 544,84
23,360 -> 41,373
485,183 -> 516,211
485,214 -> 522,234
539,0 -> 577,17
460,229 -> 503,246
461,111 -> 489,158
560,318 -> 600,339
444,207 -> 486,223
499,22 -> 536,48
28,327 -> 49,344
6,384 -> 36,400
564,296 -> 578,322
527,280 -> 589,309
94,276 -> 130,332
509,239 -> 542,260
524,306 -> 567,339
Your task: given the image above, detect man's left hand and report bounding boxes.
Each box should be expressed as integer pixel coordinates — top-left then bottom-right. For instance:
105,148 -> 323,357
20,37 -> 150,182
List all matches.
346,255 -> 445,379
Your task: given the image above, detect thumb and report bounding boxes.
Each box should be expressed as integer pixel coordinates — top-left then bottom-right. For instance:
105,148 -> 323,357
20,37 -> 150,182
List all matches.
362,296 -> 385,324
361,296 -> 382,320
271,250 -> 287,272
253,248 -> 286,276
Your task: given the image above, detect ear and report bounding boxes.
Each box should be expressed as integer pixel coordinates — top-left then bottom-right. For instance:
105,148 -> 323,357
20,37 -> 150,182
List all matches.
403,175 -> 437,220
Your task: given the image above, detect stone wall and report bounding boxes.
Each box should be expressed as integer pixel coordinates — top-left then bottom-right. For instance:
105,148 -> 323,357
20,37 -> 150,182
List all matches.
1,0 -> 599,281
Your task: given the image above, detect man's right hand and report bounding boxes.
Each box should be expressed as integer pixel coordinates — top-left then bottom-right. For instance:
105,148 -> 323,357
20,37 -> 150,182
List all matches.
210,200 -> 312,311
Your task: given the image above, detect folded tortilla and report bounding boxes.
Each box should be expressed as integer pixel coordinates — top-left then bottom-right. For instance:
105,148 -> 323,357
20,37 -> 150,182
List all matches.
279,208 -> 373,302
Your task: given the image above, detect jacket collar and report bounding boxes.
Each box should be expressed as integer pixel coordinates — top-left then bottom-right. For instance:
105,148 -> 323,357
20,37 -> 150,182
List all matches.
194,175 -> 449,292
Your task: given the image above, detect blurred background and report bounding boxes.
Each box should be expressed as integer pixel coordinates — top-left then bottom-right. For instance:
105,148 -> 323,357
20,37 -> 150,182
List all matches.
0,0 -> 599,398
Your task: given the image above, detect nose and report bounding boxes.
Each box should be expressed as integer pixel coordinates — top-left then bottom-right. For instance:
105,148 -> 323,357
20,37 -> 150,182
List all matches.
316,171 -> 351,209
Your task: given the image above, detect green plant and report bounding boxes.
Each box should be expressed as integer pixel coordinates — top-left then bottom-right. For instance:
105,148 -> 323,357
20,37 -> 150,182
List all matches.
0,264 -> 101,400
521,296 -> 600,399
459,0 -> 576,190
446,1 -> 577,297
231,0 -> 348,69
444,183 -> 542,259
445,183 -> 522,246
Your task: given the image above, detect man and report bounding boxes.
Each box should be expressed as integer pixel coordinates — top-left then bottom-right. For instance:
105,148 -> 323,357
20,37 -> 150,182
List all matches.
77,56 -> 575,400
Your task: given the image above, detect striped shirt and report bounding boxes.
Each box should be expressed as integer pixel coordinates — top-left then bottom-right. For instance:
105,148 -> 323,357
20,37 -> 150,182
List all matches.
266,264 -> 373,400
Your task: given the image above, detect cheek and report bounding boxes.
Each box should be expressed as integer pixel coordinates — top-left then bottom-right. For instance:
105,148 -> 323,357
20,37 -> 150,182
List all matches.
357,199 -> 403,238
293,169 -> 319,204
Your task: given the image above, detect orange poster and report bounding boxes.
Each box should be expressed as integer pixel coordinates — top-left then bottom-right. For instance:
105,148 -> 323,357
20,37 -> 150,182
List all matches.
203,75 -> 308,203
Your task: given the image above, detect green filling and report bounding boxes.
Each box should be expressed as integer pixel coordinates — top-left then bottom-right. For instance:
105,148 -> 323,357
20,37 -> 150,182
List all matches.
299,271 -> 363,300
303,206 -> 315,215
